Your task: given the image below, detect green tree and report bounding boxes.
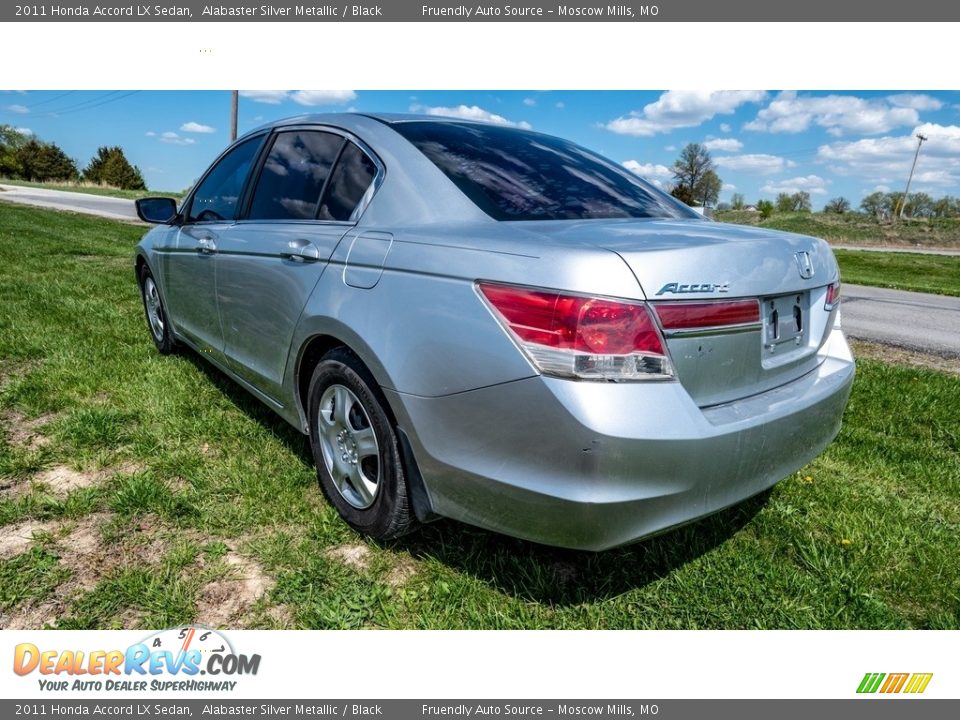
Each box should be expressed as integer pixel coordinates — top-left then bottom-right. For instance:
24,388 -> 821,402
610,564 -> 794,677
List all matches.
757,199 -> 774,219
860,191 -> 889,217
696,170 -> 722,207
775,192 -> 793,213
730,192 -> 746,210
824,196 -> 850,214
671,143 -> 721,207
905,192 -> 934,218
16,140 -> 79,182
790,191 -> 812,212
0,125 -> 31,178
83,145 -> 146,190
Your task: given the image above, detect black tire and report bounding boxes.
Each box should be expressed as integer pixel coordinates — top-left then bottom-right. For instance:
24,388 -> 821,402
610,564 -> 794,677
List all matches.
307,347 -> 416,541
138,265 -> 178,355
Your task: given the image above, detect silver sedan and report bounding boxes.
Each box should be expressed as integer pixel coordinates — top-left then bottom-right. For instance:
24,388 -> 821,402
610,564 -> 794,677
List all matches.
134,114 -> 854,550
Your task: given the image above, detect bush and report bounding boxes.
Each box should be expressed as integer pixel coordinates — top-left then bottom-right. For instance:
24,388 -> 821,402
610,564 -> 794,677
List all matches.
15,140 -> 79,182
83,146 -> 146,191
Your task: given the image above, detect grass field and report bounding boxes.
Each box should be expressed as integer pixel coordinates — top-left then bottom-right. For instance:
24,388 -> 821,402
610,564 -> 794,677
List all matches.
835,250 -> 960,297
1,204 -> 958,629
716,210 -> 960,249
0,178 -> 184,201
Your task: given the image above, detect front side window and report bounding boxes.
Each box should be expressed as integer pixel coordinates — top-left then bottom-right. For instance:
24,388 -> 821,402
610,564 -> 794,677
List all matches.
248,130 -> 343,221
187,135 -> 262,223
392,121 -> 699,222
318,141 -> 378,222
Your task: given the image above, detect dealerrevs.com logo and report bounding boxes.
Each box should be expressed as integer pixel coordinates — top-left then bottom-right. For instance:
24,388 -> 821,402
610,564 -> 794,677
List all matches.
857,673 -> 933,694
13,626 -> 260,692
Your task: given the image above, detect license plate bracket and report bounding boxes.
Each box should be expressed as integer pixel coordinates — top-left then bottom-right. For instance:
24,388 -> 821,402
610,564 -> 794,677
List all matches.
763,291 -> 808,354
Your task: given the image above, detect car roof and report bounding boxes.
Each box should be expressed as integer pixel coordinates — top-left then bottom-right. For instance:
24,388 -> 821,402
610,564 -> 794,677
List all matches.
245,112 -> 523,135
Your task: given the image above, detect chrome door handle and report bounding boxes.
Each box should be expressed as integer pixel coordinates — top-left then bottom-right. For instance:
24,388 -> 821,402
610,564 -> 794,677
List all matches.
197,236 -> 217,255
281,239 -> 320,263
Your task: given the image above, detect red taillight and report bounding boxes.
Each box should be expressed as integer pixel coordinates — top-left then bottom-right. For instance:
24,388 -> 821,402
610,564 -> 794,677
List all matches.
477,282 -> 672,381
825,281 -> 841,309
652,299 -> 760,331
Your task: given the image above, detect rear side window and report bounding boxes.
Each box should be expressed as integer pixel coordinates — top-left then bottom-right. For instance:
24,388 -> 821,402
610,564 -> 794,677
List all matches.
248,130 -> 343,220
318,142 -> 378,222
187,135 -> 262,223
392,121 -> 698,222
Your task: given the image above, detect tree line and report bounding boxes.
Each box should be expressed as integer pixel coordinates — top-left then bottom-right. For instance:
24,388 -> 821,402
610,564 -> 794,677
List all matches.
664,142 -> 960,220
0,125 -> 146,191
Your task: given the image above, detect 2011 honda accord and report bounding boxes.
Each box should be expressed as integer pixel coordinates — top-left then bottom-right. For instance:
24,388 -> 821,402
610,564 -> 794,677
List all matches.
134,113 -> 854,550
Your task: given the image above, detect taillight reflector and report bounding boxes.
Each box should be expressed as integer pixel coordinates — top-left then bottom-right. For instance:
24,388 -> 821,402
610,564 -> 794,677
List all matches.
652,299 -> 760,331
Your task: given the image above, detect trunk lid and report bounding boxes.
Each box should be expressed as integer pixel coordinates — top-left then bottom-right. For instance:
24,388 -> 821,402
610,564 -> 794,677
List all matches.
521,218 -> 841,406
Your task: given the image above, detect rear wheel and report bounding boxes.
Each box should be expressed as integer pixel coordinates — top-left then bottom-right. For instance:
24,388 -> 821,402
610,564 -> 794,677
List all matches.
138,265 -> 177,354
307,348 -> 416,540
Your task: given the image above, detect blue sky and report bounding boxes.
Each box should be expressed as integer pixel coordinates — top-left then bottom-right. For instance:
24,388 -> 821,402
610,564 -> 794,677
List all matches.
2,90 -> 959,206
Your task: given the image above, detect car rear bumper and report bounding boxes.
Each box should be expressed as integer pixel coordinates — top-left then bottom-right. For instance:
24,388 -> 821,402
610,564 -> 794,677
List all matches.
386,328 -> 855,550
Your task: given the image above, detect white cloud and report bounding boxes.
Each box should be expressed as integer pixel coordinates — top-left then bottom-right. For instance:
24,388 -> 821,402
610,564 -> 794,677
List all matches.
5,104 -> 29,114
413,104 -> 531,129
523,97 -> 537,107
14,127 -> 32,135
238,89 -> 355,106
760,175 -> 830,195
159,131 -> 196,146
664,145 -> 676,152
291,90 -> 356,106
719,123 -> 732,133
604,90 -> 765,136
869,184 -> 891,194
816,123 -> 960,186
145,131 -> 156,137
715,153 -> 795,175
239,90 -> 289,104
887,93 -> 944,111
703,137 -> 743,152
745,91 -> 919,135
555,101 -> 565,109
622,160 -> 673,188
722,183 -> 737,192
180,121 -> 216,134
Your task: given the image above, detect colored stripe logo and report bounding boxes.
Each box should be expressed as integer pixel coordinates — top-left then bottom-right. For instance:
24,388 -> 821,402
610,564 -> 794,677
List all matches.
857,672 -> 933,694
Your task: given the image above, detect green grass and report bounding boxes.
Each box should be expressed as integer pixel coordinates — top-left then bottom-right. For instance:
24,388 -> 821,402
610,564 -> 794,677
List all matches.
0,177 -> 184,201
716,210 -> 960,249
1,203 -> 958,629
835,250 -> 960,296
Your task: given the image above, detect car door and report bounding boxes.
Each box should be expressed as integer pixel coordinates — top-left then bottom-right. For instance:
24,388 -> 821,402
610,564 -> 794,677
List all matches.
161,134 -> 264,359
214,128 -> 380,401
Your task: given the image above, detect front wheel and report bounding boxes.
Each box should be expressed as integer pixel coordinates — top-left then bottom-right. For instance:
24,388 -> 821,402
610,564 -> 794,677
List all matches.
307,348 -> 416,540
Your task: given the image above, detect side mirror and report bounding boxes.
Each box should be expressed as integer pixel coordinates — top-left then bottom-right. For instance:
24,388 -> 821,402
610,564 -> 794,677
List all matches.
135,197 -> 179,224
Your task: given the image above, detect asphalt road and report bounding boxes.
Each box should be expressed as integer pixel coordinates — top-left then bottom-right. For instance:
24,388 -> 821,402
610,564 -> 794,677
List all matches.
1,186 -> 957,359
842,284 -> 960,359
0,183 -> 139,221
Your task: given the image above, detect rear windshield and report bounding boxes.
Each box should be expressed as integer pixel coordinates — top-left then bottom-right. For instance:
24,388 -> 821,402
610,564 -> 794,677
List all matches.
392,121 -> 698,222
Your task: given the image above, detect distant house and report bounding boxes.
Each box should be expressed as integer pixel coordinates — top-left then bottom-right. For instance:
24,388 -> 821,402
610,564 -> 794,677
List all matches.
743,205 -> 759,212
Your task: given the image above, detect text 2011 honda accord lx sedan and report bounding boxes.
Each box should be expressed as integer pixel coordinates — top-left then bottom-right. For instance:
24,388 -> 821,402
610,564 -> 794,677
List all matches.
134,113 -> 854,550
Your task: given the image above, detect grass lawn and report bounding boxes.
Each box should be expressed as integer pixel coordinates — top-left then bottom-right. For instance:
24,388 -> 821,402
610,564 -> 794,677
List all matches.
834,250 -> 960,297
1,204 -> 958,629
717,210 -> 960,249
0,178 -> 184,201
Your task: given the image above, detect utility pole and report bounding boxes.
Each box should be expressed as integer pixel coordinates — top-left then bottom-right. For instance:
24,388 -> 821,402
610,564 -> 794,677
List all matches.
230,91 -> 238,142
897,133 -> 927,219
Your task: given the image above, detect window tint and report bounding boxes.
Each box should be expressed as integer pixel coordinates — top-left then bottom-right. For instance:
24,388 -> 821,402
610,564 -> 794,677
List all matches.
392,121 -> 698,222
187,136 -> 262,223
248,130 -> 342,220
318,142 -> 378,222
